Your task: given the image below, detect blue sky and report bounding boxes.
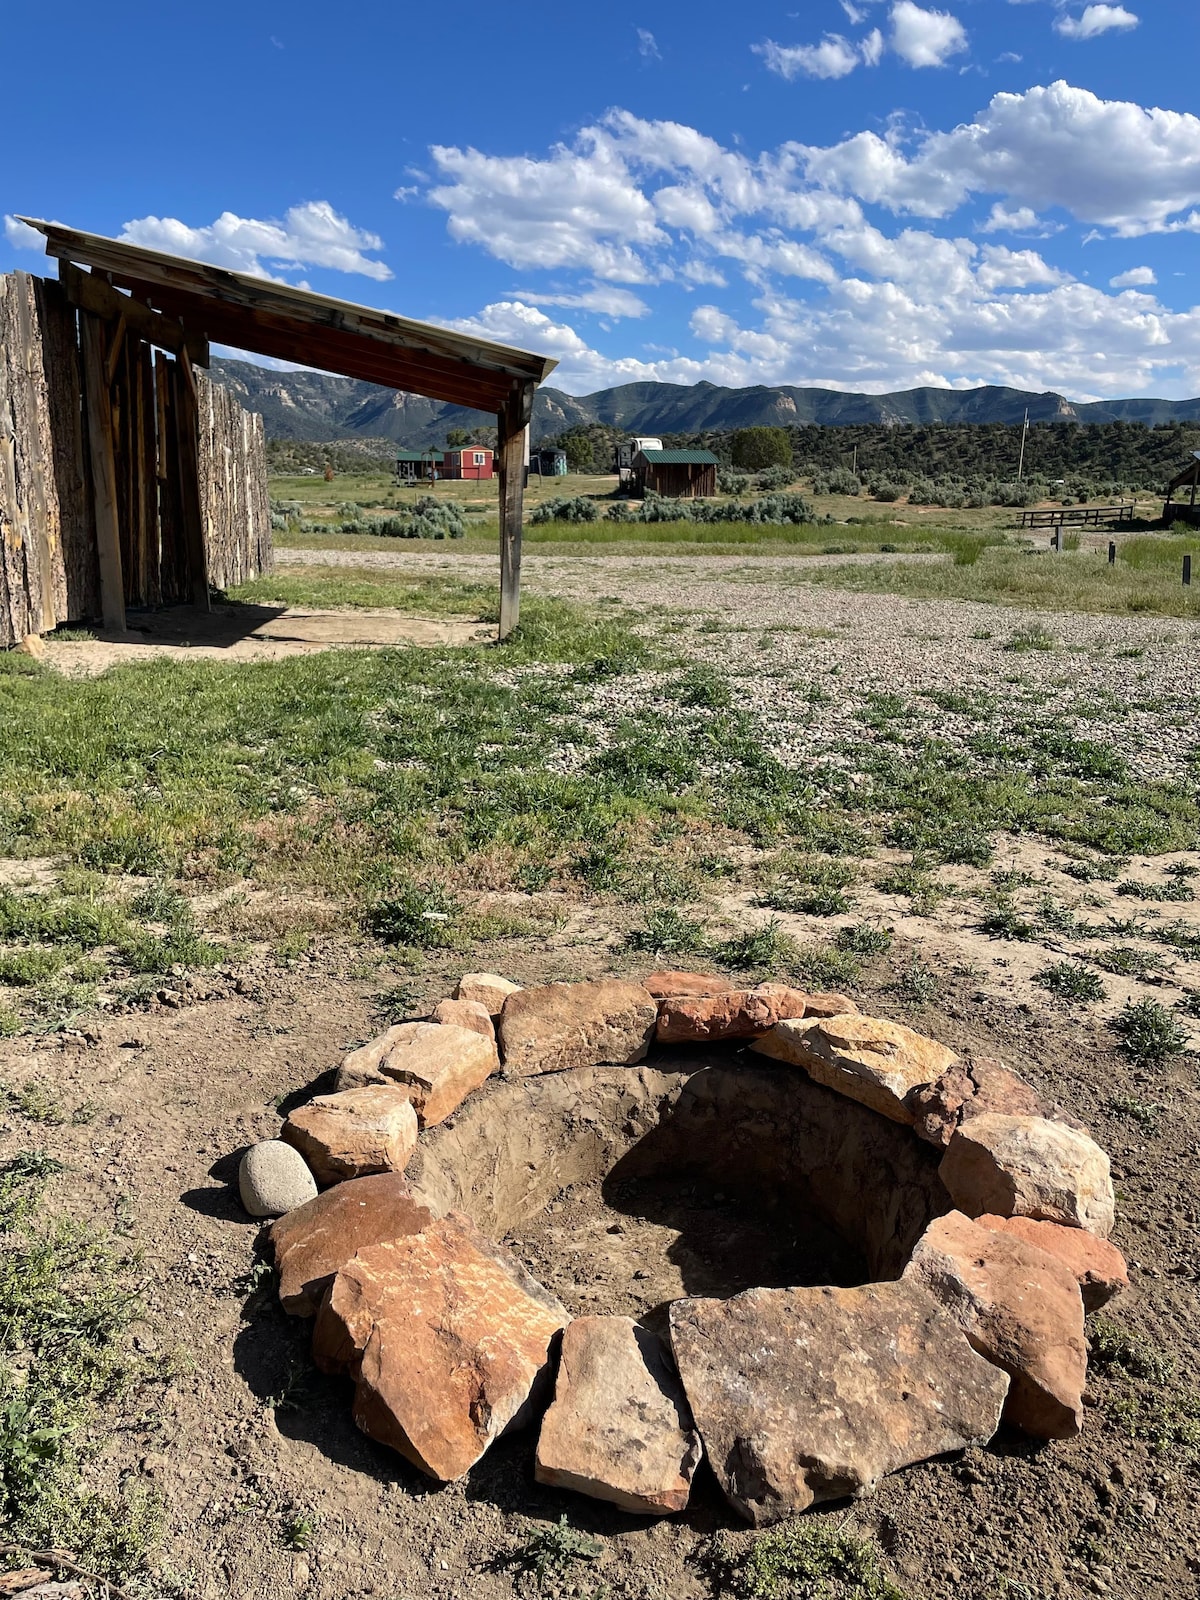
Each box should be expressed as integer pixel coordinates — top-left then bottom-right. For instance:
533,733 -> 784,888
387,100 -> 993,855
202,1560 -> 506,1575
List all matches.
4,0 -> 1199,399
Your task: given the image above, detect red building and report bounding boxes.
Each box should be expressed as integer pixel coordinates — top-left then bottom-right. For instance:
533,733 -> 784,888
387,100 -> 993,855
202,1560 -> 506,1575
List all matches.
443,446 -> 494,480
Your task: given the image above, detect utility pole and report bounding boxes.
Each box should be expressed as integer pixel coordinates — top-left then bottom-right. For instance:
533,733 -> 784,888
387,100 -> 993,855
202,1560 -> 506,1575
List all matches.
852,443 -> 858,476
1017,408 -> 1029,482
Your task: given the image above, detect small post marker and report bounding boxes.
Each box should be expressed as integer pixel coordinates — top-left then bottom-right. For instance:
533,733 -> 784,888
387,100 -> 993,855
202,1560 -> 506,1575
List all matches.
1054,527 -> 1063,552
1108,541 -> 1116,565
1184,554 -> 1192,587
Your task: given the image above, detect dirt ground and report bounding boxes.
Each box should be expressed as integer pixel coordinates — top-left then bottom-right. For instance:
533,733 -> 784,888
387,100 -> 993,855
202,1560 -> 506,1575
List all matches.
40,603 -> 490,676
1,923 -> 1196,1600
6,550 -> 1200,1598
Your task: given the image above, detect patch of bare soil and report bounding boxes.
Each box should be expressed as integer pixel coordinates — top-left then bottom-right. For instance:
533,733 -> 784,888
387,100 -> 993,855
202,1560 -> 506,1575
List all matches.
1,931 -> 1196,1600
42,604 -> 491,677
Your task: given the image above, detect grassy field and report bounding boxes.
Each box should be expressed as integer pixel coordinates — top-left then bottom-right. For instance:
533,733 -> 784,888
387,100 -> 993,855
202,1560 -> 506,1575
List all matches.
774,538 -> 1200,618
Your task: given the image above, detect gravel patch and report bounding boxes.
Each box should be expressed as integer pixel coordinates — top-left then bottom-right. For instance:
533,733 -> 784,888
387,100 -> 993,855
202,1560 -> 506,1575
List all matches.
280,547 -> 1200,786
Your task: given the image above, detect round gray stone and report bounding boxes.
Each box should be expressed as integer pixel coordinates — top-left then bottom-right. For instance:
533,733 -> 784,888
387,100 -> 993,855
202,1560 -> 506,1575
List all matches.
239,1139 -> 318,1218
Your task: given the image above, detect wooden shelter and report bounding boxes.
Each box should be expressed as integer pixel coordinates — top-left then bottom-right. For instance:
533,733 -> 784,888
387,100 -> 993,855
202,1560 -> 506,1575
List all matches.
9,219 -> 558,640
633,447 -> 718,499
395,449 -> 444,485
1164,452 -> 1200,527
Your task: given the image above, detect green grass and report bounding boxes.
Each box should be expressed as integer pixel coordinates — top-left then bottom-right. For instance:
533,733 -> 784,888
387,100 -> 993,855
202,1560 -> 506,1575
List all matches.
778,544 -> 1200,619
0,1152 -> 161,1580
229,567 -> 499,617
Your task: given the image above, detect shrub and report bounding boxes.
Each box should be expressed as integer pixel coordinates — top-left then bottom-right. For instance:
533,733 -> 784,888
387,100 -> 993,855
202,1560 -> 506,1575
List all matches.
811,466 -> 861,497
716,1520 -> 907,1600
741,493 -> 815,525
366,881 -> 461,948
718,469 -> 754,496
369,496 -> 465,539
1112,996 -> 1188,1066
835,923 -> 893,956
528,495 -> 600,525
755,465 -> 796,492
1035,962 -> 1106,1002
871,480 -> 903,502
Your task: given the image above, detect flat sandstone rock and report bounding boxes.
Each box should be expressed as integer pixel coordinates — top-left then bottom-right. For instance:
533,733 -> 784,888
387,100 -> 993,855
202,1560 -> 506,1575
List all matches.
282,1085 -> 418,1185
313,1213 -> 567,1481
976,1213 -> 1127,1312
453,972 -> 522,1016
904,1210 -> 1088,1439
752,1012 -> 957,1124
335,1021 -> 498,1126
656,983 -> 813,1044
939,1112 -> 1115,1238
642,970 -> 734,1000
430,997 -> 495,1040
498,980 -> 657,1077
535,1316 -> 701,1514
669,1280 -> 1008,1525
909,1057 -> 1054,1148
270,1173 -> 437,1316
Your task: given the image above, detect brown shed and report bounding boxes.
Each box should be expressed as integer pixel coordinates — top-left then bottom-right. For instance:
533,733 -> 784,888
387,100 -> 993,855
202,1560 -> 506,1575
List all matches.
2,219 -> 557,645
1164,452 -> 1200,527
633,448 -> 718,499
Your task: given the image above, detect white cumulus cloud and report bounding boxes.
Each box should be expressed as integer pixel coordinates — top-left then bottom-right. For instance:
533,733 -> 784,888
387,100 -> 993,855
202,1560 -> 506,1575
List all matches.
1054,5 -> 1139,40
4,215 -> 45,250
1110,265 -> 1156,287
636,27 -> 660,60
419,92 -> 1200,399
118,201 -> 391,281
889,1 -> 968,67
515,284 -> 651,318
978,202 -> 1061,234
755,34 -> 864,80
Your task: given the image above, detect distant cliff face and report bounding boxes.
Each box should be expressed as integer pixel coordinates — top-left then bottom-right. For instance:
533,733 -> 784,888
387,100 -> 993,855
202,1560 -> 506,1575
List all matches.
210,358 -> 1200,446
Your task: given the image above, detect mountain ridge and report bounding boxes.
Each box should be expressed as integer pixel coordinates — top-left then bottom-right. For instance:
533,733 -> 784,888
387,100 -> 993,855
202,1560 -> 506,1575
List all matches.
210,357 -> 1200,448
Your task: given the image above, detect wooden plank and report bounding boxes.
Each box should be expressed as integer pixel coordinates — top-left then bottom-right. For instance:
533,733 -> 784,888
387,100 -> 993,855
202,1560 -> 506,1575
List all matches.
134,338 -> 159,604
175,346 -> 209,608
113,285 -> 513,410
59,261 -> 198,360
11,273 -> 59,632
155,353 -> 186,604
497,383 -> 533,640
34,277 -> 96,622
78,310 -> 126,631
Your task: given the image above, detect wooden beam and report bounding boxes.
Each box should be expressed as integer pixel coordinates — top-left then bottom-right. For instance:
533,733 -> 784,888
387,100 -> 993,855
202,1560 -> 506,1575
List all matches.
31,225 -> 555,384
78,312 -> 125,632
175,347 -> 210,609
497,382 -> 534,641
111,279 -> 513,410
58,261 -> 202,361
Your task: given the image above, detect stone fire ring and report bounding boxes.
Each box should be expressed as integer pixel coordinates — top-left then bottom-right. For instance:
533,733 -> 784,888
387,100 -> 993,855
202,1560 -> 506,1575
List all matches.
249,972 -> 1126,1526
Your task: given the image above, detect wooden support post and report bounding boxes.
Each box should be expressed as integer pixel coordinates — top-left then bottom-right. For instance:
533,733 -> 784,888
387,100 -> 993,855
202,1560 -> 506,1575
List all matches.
175,347 -> 210,609
1109,541 -> 1116,565
1053,527 -> 1063,552
78,311 -> 126,633
1184,554 -> 1192,587
496,382 -> 534,640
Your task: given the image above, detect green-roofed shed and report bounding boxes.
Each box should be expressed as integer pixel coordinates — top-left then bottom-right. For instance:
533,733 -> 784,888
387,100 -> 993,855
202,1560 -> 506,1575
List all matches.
633,447 -> 718,498
395,449 -> 444,484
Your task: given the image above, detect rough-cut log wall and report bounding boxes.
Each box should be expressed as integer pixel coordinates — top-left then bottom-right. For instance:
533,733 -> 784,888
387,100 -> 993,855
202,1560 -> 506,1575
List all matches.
0,272 -> 94,645
0,270 -> 272,644
196,370 -> 272,590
